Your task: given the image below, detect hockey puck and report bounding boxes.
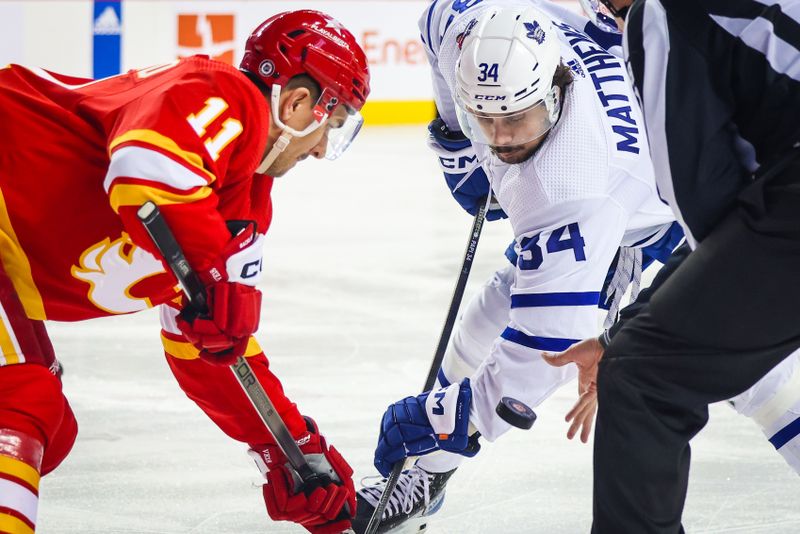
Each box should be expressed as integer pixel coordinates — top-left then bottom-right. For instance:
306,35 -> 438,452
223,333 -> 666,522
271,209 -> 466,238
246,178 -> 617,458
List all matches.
495,397 -> 536,430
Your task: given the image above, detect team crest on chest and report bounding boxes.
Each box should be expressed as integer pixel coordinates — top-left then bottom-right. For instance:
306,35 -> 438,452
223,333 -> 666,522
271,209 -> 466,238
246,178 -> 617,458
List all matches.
71,233 -> 169,314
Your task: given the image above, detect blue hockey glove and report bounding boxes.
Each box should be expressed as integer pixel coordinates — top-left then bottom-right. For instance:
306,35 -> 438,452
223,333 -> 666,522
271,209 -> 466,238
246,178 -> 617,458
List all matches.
427,117 -> 506,221
374,378 -> 480,477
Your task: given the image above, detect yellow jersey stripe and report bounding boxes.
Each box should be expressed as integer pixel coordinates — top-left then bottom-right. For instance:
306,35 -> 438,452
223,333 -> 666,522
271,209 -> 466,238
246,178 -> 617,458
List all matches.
0,512 -> 35,534
161,334 -> 263,360
0,455 -> 40,491
0,189 -> 45,320
109,129 -> 214,182
108,183 -> 213,214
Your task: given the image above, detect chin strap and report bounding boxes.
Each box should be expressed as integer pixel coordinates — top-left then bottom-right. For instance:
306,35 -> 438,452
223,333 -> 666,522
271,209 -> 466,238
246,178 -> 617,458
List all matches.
256,82 -> 331,175
257,131 -> 294,174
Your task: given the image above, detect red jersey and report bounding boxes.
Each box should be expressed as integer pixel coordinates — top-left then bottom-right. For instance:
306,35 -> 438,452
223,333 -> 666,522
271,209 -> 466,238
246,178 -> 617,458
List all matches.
0,57 -> 307,443
0,57 -> 270,321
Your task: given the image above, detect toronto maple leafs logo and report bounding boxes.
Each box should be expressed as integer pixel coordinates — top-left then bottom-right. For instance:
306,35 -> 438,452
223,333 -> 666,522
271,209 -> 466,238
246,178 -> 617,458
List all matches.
525,21 -> 545,44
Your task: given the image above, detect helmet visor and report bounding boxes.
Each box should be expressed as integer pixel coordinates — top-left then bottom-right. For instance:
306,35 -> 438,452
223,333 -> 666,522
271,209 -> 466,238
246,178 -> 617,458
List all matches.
324,109 -> 363,160
455,87 -> 559,148
271,85 -> 364,160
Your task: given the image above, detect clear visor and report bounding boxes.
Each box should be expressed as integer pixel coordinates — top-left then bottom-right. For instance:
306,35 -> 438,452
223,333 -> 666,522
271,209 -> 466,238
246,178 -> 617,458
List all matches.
270,85 -> 363,160
323,109 -> 364,160
455,87 -> 560,148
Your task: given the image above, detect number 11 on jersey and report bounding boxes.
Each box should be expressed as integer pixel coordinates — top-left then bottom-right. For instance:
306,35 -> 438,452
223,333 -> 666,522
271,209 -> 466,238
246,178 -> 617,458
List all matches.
186,97 -> 243,161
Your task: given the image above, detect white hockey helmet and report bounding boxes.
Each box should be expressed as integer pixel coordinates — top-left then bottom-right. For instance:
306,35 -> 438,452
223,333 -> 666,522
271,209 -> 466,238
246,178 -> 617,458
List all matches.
454,6 -> 563,148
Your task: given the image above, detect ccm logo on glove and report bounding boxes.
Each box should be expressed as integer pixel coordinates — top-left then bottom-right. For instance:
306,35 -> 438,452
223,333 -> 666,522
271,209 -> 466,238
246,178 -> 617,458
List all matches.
241,258 -> 263,279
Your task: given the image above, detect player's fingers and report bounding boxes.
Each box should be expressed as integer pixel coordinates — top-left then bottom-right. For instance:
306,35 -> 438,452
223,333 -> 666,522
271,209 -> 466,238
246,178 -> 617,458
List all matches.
579,406 -> 597,444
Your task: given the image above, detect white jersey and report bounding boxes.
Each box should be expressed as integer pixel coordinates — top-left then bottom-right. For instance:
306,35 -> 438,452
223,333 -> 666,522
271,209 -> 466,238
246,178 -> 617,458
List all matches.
420,0 -> 677,440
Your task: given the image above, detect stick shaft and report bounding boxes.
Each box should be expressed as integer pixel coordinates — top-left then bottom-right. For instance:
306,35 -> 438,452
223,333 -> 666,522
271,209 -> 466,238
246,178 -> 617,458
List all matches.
136,201 -> 315,482
364,199 -> 488,534
230,357 -> 315,481
422,201 -> 487,391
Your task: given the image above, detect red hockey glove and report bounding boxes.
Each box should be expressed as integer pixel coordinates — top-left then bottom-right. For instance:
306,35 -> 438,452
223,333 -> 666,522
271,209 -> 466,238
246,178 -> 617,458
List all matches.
249,417 -> 356,534
176,221 -> 263,365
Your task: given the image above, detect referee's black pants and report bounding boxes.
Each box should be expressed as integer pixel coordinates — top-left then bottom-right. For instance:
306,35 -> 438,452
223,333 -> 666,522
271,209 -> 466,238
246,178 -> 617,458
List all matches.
592,157 -> 800,533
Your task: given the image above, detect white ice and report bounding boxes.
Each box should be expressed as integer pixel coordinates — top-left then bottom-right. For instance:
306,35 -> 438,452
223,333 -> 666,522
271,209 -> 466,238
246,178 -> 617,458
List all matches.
38,127 -> 800,533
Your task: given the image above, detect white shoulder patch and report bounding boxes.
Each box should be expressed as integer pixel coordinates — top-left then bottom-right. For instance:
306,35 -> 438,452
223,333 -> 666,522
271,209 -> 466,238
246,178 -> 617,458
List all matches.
532,80 -> 609,206
489,158 -> 549,229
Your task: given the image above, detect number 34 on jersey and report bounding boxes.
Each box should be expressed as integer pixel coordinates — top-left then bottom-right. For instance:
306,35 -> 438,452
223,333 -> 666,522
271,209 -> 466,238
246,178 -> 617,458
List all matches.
517,222 -> 587,271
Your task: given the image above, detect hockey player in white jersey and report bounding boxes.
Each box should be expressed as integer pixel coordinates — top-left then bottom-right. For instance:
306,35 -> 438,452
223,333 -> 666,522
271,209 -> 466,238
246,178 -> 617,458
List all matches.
353,2 -> 800,533
352,3 -> 675,531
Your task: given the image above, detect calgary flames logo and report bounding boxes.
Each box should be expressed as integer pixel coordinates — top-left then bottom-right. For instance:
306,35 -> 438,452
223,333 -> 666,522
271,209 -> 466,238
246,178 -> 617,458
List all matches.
72,233 -> 167,314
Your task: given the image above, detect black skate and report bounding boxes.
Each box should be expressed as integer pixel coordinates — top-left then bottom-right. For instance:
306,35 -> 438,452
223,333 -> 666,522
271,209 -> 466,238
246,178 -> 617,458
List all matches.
352,464 -> 456,534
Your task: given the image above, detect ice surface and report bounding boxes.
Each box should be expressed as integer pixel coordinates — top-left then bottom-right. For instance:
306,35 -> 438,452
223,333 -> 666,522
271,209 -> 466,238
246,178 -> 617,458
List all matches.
37,127 -> 799,533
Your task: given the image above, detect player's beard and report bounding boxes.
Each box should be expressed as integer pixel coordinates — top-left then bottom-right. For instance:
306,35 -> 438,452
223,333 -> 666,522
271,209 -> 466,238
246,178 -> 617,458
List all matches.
492,145 -> 534,164
490,130 -> 551,164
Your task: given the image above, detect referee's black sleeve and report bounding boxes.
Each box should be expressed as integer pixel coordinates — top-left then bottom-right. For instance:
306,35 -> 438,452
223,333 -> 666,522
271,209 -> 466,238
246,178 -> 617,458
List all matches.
624,0 -> 800,245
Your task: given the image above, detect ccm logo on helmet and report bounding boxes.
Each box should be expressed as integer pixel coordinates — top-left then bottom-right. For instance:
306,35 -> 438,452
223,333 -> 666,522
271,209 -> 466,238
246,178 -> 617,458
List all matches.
474,94 -> 506,101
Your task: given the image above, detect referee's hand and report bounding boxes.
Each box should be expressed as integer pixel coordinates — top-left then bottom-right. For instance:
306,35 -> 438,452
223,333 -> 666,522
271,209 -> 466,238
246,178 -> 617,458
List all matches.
543,337 -> 604,443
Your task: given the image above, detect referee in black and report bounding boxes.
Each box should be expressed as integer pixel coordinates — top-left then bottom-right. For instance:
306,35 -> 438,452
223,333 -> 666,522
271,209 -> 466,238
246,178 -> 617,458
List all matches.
546,1 -> 800,532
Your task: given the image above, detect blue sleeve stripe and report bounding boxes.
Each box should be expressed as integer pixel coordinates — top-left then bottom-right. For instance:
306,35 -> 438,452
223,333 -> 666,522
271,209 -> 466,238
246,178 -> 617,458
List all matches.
500,327 -> 579,352
511,292 -> 601,308
437,368 -> 452,387
769,415 -> 800,449
425,0 -> 440,55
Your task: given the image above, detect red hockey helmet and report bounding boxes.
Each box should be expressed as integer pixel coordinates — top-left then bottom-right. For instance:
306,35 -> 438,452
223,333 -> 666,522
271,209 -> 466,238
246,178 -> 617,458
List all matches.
241,10 -> 371,160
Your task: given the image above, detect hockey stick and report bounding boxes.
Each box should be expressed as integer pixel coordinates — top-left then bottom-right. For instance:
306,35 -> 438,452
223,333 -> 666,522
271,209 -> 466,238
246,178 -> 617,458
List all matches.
363,197 -> 489,534
136,202 -> 351,516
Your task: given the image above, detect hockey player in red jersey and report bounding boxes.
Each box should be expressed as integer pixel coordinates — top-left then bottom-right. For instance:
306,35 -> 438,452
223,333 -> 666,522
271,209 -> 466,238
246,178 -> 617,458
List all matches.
0,9 -> 369,534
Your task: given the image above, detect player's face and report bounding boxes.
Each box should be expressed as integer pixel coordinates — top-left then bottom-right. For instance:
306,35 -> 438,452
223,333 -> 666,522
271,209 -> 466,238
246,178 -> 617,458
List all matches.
266,92 -> 349,177
476,106 -> 551,164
